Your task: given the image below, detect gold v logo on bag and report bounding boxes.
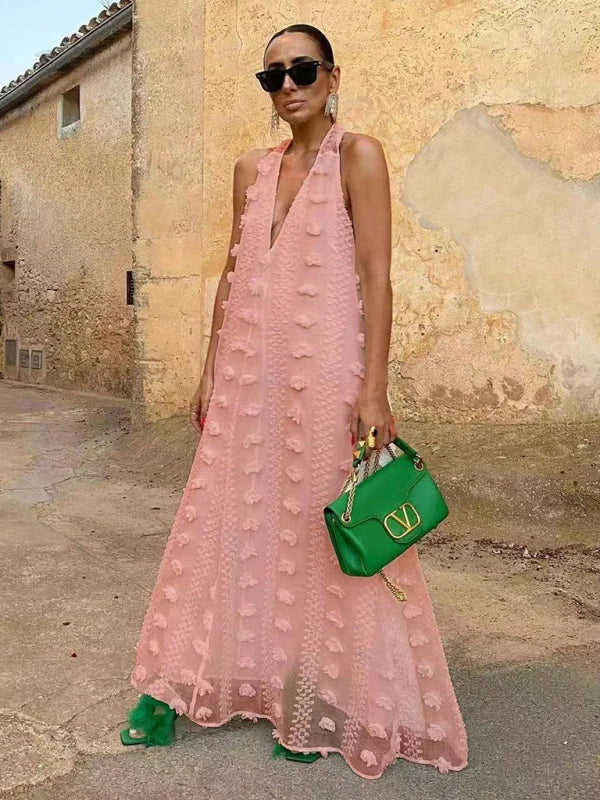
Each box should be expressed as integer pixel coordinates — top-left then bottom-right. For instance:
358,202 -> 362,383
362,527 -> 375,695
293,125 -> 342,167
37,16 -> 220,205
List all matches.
383,502 -> 421,540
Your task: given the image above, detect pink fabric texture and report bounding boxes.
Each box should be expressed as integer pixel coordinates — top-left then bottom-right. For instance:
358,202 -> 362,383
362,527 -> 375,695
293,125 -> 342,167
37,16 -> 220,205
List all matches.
130,122 -> 468,779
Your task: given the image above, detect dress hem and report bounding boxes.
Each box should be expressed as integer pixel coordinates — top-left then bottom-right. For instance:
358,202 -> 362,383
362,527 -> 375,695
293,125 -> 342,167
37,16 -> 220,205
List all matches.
130,678 -> 468,781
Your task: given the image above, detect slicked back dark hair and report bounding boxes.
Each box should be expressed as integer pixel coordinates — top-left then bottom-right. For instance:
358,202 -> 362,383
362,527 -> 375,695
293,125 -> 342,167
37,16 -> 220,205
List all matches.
264,24 -> 334,67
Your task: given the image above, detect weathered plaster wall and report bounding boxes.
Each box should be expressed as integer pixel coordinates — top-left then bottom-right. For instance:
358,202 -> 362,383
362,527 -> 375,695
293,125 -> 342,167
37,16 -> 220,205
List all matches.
0,34 -> 134,396
135,0 -> 600,421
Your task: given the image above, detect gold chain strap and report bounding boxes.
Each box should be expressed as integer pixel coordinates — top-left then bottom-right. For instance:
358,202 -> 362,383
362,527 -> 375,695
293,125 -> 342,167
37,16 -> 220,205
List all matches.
340,442 -> 407,602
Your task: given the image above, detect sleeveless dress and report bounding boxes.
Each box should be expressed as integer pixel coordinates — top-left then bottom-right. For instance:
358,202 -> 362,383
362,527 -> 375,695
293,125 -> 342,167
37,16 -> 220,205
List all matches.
129,121 -> 468,779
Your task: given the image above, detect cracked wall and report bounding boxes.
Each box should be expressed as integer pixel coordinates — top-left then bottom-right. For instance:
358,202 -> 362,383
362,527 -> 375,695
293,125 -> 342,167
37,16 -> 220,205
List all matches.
134,0 -> 600,421
0,35 -> 134,396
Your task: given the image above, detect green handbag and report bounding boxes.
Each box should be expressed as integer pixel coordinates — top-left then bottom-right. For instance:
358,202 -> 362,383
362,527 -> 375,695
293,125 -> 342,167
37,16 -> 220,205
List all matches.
323,436 -> 449,601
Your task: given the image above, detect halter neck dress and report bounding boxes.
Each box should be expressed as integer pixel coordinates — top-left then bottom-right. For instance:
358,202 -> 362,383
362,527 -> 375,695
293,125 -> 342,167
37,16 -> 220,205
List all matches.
130,121 -> 468,779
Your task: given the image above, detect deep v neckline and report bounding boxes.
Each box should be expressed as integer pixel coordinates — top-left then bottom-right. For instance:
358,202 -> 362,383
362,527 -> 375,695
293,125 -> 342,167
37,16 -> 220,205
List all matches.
267,122 -> 338,254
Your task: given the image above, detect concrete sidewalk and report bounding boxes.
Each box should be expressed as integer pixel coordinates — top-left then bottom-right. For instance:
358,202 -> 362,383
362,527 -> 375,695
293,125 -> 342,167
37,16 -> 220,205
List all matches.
1,382 -> 598,799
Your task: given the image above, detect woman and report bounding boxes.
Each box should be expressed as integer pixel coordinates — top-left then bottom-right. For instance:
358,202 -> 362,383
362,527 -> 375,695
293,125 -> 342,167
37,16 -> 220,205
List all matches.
121,23 -> 468,780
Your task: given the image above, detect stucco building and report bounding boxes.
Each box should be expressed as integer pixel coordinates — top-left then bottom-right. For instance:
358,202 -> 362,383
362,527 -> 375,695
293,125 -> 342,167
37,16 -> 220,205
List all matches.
1,1 -> 598,423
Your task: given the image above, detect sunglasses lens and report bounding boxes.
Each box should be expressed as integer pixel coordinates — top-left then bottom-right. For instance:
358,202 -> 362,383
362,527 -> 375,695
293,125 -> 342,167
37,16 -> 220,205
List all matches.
258,70 -> 285,93
289,62 -> 318,86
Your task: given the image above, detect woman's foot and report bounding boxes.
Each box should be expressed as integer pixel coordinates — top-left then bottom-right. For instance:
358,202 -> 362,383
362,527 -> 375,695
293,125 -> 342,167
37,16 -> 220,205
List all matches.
120,693 -> 176,747
273,741 -> 322,762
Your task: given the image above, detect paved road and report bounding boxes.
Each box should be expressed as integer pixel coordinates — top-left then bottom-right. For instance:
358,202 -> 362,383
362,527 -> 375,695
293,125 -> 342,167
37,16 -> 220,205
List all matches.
1,382 -> 598,799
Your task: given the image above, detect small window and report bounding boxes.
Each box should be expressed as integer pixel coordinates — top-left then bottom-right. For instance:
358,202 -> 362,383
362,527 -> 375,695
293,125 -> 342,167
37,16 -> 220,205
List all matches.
5,339 -> 17,367
19,348 -> 30,368
126,270 -> 134,305
61,85 -> 80,127
31,350 -> 43,370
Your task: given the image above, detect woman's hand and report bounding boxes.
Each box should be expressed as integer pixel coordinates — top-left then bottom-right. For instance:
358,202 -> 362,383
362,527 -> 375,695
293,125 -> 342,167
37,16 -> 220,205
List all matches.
349,383 -> 396,457
189,373 -> 214,434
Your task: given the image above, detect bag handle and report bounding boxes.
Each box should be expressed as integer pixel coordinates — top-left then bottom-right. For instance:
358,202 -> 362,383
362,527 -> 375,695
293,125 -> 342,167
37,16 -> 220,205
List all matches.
352,435 -> 423,471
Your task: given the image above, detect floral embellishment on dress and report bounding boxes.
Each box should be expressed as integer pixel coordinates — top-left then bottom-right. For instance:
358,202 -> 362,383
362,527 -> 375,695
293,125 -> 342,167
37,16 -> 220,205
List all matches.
192,638 -> 209,657
308,191 -> 328,204
325,637 -> 343,653
360,750 -> 377,767
304,252 -> 322,266
313,162 -> 330,175
403,603 -> 423,619
258,251 -> 272,268
164,585 -> 177,603
190,476 -> 207,489
220,299 -> 228,311
357,332 -> 365,347
132,665 -> 147,682
395,573 -> 416,586
176,531 -> 190,547
238,683 -> 256,697
367,723 -> 388,739
243,489 -> 262,505
242,517 -> 260,531
318,716 -> 336,732
343,393 -> 356,406
282,497 -> 301,514
271,702 -> 283,718
326,584 -> 345,599
338,456 -> 353,472
222,364 -> 235,380
169,697 -> 188,715
379,667 -> 395,680
285,465 -> 303,482
198,447 -> 215,464
237,629 -> 255,642
322,663 -> 340,679
239,603 -> 257,617
241,711 -> 259,722
432,756 -> 451,774
153,613 -> 167,629
270,675 -> 284,690
293,312 -> 316,328
203,610 -> 213,630
290,343 -> 313,359
274,617 -> 292,633
357,298 -> 364,315
248,276 -> 263,296
319,688 -> 338,705
242,460 -> 263,475
277,588 -> 295,605
417,663 -> 434,678
279,528 -> 297,545
240,544 -> 258,560
376,695 -> 395,711
237,655 -> 256,669
238,307 -> 259,325
285,406 -> 303,426
206,420 -> 221,436
306,221 -> 321,236
195,706 -> 213,720
257,157 -> 272,175
243,433 -> 263,448
230,242 -> 240,258
284,436 -> 304,453
148,639 -> 159,656
240,403 -> 262,416
350,361 -> 366,378
232,340 -> 256,356
239,373 -> 258,386
422,690 -> 442,710
171,559 -> 183,576
272,647 -> 287,663
180,669 -> 196,685
325,610 -> 344,629
245,184 -> 259,201
238,573 -> 258,589
289,375 -> 309,391
296,283 -> 318,297
427,723 -> 446,741
277,558 -> 295,575
184,505 -> 197,522
409,632 -> 430,647
197,679 -> 214,696
226,270 -> 235,283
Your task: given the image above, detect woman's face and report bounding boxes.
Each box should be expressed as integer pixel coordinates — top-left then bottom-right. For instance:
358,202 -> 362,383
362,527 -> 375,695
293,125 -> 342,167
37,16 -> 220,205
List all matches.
263,32 -> 339,123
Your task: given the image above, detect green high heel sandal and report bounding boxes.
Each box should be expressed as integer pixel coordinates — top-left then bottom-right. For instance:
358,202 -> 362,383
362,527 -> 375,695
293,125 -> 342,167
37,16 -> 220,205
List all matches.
120,693 -> 176,747
273,741 -> 322,763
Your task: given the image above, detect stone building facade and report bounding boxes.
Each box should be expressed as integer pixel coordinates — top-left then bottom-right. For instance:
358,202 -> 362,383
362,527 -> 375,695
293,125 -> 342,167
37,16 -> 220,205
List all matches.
1,1 -> 599,423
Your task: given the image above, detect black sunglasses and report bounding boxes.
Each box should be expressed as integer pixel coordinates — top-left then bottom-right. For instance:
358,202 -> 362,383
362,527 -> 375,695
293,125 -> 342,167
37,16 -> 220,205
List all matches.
255,60 -> 334,93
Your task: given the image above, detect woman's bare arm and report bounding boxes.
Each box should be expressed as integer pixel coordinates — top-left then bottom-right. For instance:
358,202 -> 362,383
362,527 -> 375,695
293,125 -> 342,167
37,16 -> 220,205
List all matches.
345,134 -> 396,452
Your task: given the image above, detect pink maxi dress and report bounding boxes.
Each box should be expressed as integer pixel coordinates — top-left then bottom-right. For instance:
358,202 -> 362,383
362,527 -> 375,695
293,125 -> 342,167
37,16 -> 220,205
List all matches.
130,121 -> 468,779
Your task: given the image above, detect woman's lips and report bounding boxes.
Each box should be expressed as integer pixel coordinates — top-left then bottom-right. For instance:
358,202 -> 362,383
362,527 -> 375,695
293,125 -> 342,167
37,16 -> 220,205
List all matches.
284,100 -> 305,110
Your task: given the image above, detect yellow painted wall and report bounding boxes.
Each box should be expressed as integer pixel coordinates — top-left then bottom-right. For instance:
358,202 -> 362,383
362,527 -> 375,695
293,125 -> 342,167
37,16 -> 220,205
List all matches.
133,1 -> 600,421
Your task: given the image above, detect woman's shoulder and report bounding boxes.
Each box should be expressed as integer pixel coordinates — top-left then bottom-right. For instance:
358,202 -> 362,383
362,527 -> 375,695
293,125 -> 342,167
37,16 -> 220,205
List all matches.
340,130 -> 385,159
234,145 -> 276,179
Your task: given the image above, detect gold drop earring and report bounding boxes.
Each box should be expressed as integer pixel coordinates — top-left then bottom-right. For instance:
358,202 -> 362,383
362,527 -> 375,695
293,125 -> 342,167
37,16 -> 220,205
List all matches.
324,91 -> 338,122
